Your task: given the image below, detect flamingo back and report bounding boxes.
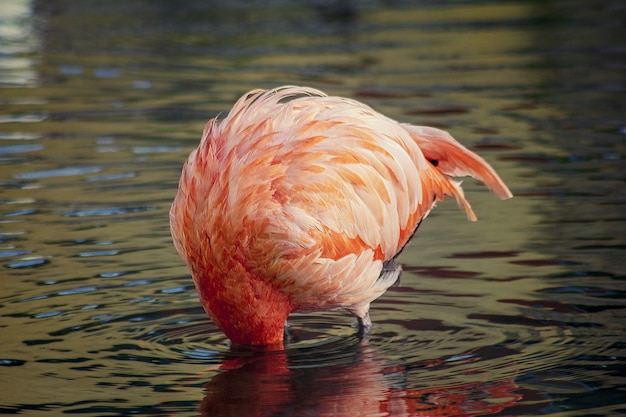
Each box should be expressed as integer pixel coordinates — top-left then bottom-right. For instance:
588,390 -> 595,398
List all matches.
169,86 -> 512,344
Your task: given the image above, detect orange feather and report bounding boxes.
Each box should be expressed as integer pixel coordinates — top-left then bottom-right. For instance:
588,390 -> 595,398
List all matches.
170,86 -> 512,346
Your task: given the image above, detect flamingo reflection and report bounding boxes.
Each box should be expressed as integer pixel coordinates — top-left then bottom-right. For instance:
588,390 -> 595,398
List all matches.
199,338 -> 521,416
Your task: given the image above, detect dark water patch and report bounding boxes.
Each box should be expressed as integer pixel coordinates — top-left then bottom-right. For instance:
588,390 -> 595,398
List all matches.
36,357 -> 91,364
547,270 -> 620,280
406,105 -> 470,116
501,152 -> 555,164
573,243 -> 626,251
403,265 -> 481,279
0,359 -> 26,367
469,312 -> 593,328
23,338 -> 63,346
511,258 -> 568,267
472,138 -> 523,151
62,401 -> 198,416
354,87 -> 431,99
70,364 -> 106,372
384,318 -> 465,333
0,232 -> 25,244
500,297 -> 591,314
541,286 -> 626,299
104,353 -> 176,365
449,250 -> 519,259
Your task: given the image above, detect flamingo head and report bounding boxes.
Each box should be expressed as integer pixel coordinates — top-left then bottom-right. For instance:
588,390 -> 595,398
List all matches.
190,261 -> 295,346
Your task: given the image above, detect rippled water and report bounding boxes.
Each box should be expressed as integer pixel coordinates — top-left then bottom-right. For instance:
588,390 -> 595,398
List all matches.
1,1 -> 624,416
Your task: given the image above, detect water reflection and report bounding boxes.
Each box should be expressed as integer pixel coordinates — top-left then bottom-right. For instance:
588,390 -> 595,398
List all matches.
0,0 -> 39,86
200,339 -> 521,417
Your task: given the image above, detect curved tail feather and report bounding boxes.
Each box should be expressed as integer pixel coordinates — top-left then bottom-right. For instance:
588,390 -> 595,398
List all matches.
403,124 -> 513,201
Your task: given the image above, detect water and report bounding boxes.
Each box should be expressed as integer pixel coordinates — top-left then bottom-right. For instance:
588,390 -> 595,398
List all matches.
1,1 -> 624,415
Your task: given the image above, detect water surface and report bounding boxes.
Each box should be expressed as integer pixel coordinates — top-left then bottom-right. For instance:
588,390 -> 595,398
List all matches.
1,1 -> 624,416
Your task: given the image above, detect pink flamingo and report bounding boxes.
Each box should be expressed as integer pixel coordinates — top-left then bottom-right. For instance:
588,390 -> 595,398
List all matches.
170,86 -> 512,346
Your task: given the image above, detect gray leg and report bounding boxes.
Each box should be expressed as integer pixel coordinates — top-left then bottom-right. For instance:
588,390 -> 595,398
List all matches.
357,311 -> 372,333
350,302 -> 373,339
284,322 -> 293,342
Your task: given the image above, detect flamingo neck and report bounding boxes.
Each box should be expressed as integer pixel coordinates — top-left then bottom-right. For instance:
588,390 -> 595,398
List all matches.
212,301 -> 291,346
192,267 -> 294,346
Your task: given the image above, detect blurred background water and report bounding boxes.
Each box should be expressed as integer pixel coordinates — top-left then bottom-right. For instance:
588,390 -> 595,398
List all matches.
0,0 -> 624,416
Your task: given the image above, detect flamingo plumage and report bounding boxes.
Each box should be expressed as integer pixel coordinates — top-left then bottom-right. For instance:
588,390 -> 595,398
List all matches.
170,86 -> 512,346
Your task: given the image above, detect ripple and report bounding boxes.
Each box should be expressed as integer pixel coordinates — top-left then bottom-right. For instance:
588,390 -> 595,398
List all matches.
0,113 -> 46,123
124,311 -> 363,365
133,320 -> 233,359
85,172 -> 136,182
0,144 -> 44,154
160,285 -> 192,294
449,250 -> 520,259
365,330 -> 567,390
59,65 -> 83,75
77,250 -> 119,257
112,304 -> 595,391
132,80 -> 152,89
124,279 -> 152,287
0,197 -> 36,205
13,166 -> 102,179
0,249 -> 31,258
0,359 -> 26,367
94,67 -> 120,78
5,256 -> 49,269
34,310 -> 63,319
0,132 -> 42,140
57,286 -> 98,296
406,105 -> 470,116
102,298 -> 614,392
62,206 -> 155,217
99,271 -> 128,278
132,146 -> 181,154
4,208 -> 37,216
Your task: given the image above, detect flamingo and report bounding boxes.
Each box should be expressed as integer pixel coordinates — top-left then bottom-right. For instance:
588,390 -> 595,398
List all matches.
170,86 -> 512,346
